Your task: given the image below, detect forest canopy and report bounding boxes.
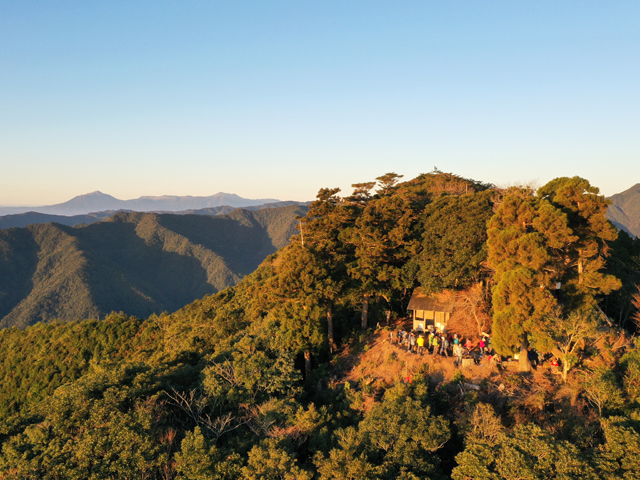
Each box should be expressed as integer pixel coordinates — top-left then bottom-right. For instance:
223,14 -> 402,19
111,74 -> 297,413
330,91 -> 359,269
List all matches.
1,171 -> 640,479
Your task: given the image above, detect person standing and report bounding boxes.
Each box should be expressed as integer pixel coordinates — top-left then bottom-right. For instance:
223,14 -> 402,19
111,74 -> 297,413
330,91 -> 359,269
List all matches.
417,335 -> 425,355
454,343 -> 464,366
464,338 -> 473,354
440,335 -> 449,357
478,337 -> 486,356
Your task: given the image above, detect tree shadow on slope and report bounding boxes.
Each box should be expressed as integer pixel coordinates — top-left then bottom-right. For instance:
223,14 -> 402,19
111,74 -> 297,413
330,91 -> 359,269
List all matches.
77,219 -> 216,318
156,212 -> 279,276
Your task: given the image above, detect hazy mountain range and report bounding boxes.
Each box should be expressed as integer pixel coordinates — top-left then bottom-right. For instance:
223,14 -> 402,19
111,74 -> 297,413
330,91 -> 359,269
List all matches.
0,205 -> 307,329
0,191 -> 282,217
0,201 -> 307,231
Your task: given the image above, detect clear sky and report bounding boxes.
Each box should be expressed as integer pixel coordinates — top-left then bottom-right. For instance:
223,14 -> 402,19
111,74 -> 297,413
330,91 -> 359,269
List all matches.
1,1 -> 639,206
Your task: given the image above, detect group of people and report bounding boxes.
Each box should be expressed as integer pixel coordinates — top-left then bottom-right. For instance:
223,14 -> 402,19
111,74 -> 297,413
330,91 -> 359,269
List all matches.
389,327 -> 567,372
390,328 -> 493,365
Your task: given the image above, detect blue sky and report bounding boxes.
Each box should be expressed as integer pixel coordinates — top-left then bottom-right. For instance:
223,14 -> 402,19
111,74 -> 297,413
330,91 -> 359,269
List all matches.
1,1 -> 639,205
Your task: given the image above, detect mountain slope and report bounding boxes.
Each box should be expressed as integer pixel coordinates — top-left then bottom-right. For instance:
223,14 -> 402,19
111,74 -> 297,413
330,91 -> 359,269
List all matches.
607,183 -> 640,237
0,205 -> 307,328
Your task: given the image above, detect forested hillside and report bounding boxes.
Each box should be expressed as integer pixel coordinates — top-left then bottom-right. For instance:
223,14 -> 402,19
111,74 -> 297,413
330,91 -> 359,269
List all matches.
1,171 -> 640,479
0,205 -> 307,329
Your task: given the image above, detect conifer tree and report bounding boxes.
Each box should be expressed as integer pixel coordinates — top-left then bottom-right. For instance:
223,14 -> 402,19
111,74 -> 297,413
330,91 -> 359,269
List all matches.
341,174 -> 421,329
537,176 -> 621,309
296,188 -> 350,348
487,178 -> 621,372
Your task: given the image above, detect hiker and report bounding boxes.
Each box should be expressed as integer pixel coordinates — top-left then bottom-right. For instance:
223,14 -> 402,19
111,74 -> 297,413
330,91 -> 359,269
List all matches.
454,343 -> 464,366
389,330 -> 394,345
453,334 -> 459,346
478,337 -> 486,355
440,335 -> 449,357
417,335 -> 425,355
408,332 -> 416,353
488,353 -> 501,368
528,349 -> 539,368
464,338 -> 473,354
431,334 -> 439,355
472,350 -> 482,365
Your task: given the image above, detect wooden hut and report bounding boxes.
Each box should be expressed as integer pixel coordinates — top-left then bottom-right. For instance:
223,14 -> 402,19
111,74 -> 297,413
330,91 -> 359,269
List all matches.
407,288 -> 454,333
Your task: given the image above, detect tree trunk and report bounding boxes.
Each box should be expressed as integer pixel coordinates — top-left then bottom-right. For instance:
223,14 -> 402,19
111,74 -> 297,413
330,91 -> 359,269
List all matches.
304,350 -> 312,379
327,305 -> 336,353
361,294 -> 369,330
519,334 -> 532,373
578,252 -> 583,285
562,359 -> 569,383
385,310 -> 391,326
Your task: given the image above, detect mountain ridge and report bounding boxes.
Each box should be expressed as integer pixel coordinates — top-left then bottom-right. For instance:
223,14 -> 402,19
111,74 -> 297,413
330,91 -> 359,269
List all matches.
0,201 -> 309,230
0,191 -> 286,216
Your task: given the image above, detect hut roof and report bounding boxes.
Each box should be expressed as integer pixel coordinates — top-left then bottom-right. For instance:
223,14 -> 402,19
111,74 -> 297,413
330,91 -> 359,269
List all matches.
407,288 -> 455,313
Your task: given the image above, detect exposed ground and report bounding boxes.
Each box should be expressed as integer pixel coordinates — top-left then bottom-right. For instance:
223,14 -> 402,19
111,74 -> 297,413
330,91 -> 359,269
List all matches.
330,317 -> 563,408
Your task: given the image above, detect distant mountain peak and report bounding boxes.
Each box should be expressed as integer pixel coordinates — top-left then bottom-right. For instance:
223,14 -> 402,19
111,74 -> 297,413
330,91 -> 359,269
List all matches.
0,192 -> 284,217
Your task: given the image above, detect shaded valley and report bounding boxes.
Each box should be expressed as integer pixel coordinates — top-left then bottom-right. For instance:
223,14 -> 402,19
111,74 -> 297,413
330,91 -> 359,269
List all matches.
0,205 -> 307,328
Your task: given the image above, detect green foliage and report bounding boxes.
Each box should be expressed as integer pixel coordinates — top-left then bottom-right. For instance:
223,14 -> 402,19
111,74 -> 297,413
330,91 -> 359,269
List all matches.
603,231 -> 640,327
175,427 -> 242,480
416,190 -> 494,293
0,315 -> 161,422
620,349 -> 640,404
453,423 -> 598,480
315,381 -> 450,479
203,332 -> 303,405
582,366 -> 625,416
0,365 -> 167,479
594,416 -> 640,479
537,308 -> 603,381
242,438 -> 313,480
